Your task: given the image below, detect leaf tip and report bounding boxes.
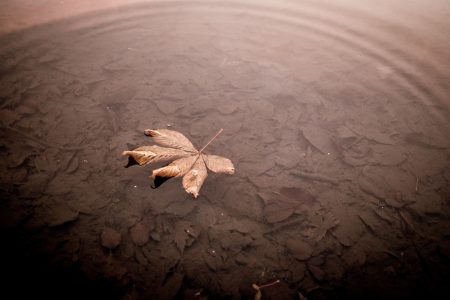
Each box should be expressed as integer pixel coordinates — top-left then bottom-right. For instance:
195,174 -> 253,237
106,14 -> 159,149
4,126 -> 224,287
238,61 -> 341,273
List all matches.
144,129 -> 159,137
184,185 -> 199,198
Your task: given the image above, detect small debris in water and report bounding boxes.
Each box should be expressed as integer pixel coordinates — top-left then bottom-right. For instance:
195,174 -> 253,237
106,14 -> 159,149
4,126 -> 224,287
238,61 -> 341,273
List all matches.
252,280 -> 280,300
206,248 -> 216,256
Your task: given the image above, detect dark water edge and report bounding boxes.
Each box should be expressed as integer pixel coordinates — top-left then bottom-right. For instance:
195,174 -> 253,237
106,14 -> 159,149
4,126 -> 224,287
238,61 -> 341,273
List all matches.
2,226 -> 450,300
1,1 -> 450,299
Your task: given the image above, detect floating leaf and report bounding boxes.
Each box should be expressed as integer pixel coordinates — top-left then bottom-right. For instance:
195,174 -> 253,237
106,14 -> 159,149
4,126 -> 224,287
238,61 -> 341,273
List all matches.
182,157 -> 208,198
123,128 -> 235,198
144,129 -> 197,152
202,154 -> 235,174
122,145 -> 190,166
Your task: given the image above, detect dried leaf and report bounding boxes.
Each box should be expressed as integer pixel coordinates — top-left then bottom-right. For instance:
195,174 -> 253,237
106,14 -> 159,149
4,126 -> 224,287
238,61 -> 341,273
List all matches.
202,154 -> 235,174
130,222 -> 151,246
122,145 -> 190,165
123,128 -> 235,198
158,273 -> 184,299
265,201 -> 295,223
285,239 -> 313,261
182,156 -> 208,198
301,124 -> 335,154
151,155 -> 197,179
101,227 -> 121,250
173,220 -> 196,254
264,187 -> 316,223
252,284 -> 262,300
144,129 -> 197,152
46,204 -> 79,227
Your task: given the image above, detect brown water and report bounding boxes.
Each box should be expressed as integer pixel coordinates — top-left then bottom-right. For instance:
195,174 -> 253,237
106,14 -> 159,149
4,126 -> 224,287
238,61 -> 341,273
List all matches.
1,0 -> 450,299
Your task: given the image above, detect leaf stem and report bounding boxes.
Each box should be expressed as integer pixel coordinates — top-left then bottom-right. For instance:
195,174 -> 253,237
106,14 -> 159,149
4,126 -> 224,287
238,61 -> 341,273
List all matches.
199,128 -> 223,153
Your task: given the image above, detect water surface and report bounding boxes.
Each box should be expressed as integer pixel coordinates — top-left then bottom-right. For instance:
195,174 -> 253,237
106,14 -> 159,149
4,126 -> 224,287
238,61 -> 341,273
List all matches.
1,0 -> 450,299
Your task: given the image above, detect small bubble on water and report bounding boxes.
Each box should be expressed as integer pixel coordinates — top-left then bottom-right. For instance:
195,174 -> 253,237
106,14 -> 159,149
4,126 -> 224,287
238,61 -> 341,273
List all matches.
207,248 -> 216,256
82,159 -> 88,163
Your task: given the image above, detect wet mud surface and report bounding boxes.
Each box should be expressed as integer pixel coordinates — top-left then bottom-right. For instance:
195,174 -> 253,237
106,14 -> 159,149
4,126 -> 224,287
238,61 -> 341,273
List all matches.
1,0 -> 450,299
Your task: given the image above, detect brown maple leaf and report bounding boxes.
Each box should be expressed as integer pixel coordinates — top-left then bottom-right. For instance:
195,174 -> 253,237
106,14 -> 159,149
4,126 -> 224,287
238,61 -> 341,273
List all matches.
122,128 -> 235,198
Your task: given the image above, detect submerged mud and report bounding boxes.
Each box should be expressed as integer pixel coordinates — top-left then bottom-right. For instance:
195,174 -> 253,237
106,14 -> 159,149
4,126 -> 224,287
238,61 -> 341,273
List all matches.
1,0 -> 450,299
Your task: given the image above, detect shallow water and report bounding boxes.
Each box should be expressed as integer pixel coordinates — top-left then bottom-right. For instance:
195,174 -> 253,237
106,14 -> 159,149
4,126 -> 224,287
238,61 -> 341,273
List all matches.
1,0 -> 450,299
